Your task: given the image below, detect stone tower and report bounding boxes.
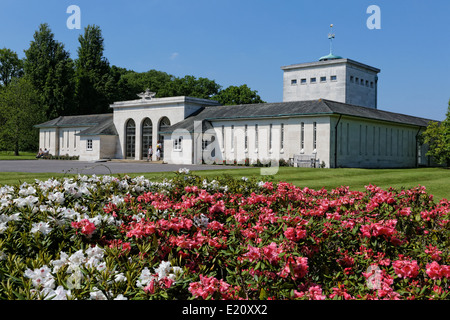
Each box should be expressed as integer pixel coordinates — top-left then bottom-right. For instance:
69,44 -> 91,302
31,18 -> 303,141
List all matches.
281,25 -> 380,109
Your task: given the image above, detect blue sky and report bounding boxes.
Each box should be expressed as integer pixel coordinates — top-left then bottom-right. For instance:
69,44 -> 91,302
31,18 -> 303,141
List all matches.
1,0 -> 449,120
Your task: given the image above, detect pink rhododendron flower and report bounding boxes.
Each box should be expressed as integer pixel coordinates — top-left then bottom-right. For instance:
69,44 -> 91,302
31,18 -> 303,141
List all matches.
71,219 -> 96,236
278,256 -> 308,280
425,245 -> 442,261
284,226 -> 307,242
262,242 -> 283,265
392,259 -> 419,279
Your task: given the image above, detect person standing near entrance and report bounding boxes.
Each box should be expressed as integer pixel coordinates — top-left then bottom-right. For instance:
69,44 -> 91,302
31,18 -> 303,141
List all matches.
147,145 -> 153,162
156,141 -> 162,161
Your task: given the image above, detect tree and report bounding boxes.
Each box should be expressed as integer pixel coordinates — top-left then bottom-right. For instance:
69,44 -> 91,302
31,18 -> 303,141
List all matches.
213,84 -> 265,105
0,78 -> 44,155
422,100 -> 450,166
121,69 -> 174,98
162,75 -> 221,99
74,24 -> 113,114
0,48 -> 24,88
24,23 -> 75,119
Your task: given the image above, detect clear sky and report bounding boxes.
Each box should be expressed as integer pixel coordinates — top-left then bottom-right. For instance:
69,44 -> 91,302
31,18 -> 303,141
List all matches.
1,0 -> 449,120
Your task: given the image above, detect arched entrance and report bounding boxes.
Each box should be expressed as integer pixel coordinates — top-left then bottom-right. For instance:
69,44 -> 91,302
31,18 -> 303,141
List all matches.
158,117 -> 171,160
125,119 -> 136,159
141,118 -> 153,159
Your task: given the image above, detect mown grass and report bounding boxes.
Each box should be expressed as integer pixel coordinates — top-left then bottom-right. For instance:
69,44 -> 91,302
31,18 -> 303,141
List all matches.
0,167 -> 449,200
0,151 -> 37,160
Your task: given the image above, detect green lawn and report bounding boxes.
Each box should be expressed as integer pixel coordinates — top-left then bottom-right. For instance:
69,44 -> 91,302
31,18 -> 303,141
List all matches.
0,151 -> 37,160
0,167 -> 449,200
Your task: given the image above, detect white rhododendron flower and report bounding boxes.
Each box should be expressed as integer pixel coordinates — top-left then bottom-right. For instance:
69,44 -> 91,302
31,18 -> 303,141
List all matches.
30,222 -> 52,235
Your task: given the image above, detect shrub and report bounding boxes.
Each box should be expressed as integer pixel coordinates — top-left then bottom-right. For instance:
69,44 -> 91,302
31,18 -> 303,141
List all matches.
0,171 -> 449,300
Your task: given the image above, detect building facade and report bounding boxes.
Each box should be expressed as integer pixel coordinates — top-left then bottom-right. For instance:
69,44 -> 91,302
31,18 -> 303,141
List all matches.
35,55 -> 436,168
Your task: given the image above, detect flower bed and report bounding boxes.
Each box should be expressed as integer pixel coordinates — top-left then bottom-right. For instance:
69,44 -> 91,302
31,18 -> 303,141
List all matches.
0,170 -> 449,300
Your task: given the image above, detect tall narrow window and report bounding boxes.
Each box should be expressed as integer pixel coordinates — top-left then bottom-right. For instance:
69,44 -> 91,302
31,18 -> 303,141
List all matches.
231,125 -> 234,150
372,126 -> 375,156
346,123 -> 349,155
221,125 -> 225,150
244,125 -> 248,150
365,125 -> 368,155
74,131 -> 77,149
359,125 -> 362,155
280,123 -> 284,150
255,124 -> 258,149
300,122 -> 304,150
269,124 -> 273,150
390,128 -> 393,156
126,119 -> 136,158
67,130 -> 70,149
385,128 -> 388,156
142,118 -> 153,159
313,122 -> 317,150
339,122 -> 343,155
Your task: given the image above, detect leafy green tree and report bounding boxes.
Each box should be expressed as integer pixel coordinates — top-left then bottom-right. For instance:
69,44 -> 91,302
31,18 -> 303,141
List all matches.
0,48 -> 24,88
121,69 -> 174,98
213,84 -> 265,105
422,100 -> 450,166
161,75 -> 221,99
23,23 -> 75,119
74,24 -> 114,115
0,78 -> 44,155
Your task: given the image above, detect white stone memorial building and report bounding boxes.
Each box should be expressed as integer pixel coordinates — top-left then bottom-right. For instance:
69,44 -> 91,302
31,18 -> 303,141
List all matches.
35,52 -> 436,168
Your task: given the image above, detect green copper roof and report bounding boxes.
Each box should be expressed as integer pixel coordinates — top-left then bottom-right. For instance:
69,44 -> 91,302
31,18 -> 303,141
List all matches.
319,53 -> 343,61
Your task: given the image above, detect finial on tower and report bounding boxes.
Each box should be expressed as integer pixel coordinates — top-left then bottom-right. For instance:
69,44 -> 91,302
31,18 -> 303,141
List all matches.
328,24 -> 335,54
319,24 -> 343,61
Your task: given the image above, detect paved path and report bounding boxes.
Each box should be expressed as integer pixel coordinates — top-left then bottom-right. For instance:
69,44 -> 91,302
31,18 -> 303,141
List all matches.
0,160 -> 245,175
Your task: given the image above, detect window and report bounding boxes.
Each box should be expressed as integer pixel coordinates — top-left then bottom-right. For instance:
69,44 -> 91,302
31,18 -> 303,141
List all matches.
300,122 -> 304,150
221,125 -> 225,149
300,78 -> 307,84
255,124 -> 258,149
280,123 -> 284,151
360,79 -> 364,86
291,79 -> 297,85
320,76 -> 326,82
346,123 -> 350,155
174,136 -> 182,151
310,77 -> 316,83
269,124 -> 273,150
313,122 -> 317,150
355,77 -> 359,84
231,125 -> 234,150
244,125 -> 248,150
370,81 -> 374,88
87,139 -> 93,151
74,131 -> 77,149
126,119 -> 136,158
66,130 -> 69,149
331,75 -> 337,81
142,118 -> 153,159
350,76 -> 354,83
366,80 -> 369,87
